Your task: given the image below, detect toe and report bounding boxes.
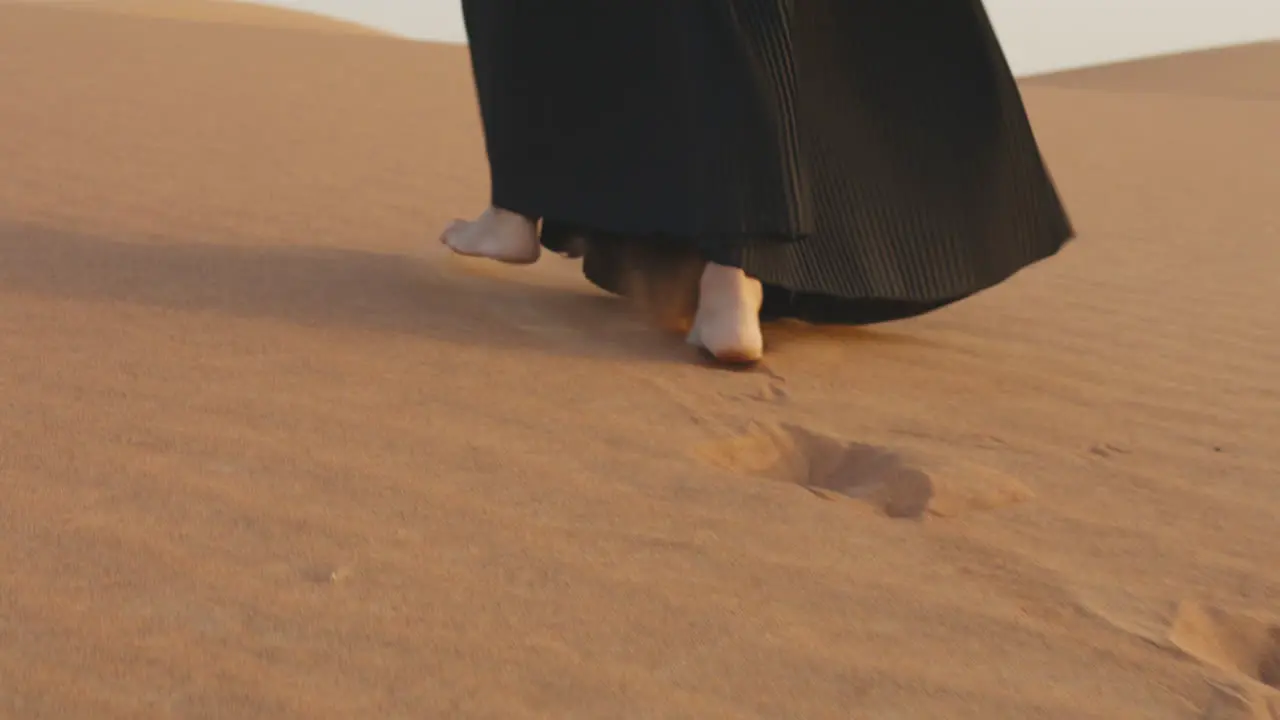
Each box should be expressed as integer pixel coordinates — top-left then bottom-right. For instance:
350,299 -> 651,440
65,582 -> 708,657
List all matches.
440,220 -> 466,246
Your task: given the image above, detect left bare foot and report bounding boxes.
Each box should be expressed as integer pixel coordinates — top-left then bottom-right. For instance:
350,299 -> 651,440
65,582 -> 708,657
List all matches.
440,206 -> 541,264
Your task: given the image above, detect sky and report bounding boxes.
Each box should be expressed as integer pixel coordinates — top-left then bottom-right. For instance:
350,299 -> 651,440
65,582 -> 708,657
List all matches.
258,0 -> 1278,76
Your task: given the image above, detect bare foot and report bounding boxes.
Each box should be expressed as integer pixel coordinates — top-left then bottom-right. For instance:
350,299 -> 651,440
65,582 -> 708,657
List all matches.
440,206 -> 541,264
687,263 -> 764,364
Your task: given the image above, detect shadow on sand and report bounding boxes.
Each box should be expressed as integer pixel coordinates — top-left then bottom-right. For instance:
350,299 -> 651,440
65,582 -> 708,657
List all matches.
0,220 -> 933,365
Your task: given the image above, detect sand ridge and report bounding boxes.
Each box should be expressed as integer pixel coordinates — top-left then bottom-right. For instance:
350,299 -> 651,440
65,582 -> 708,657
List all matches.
0,0 -> 388,35
1026,41 -> 1280,100
1,2 -> 1278,719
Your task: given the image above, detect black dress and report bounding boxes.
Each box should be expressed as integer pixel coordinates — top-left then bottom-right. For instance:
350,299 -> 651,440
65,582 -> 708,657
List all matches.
460,0 -> 1073,324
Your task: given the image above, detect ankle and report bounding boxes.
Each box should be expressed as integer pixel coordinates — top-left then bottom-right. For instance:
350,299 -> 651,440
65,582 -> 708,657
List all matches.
700,263 -> 761,305
489,206 -> 536,225
701,262 -> 739,292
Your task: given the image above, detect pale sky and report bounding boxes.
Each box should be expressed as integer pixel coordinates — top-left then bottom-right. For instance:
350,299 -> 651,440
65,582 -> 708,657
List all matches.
260,0 -> 1278,75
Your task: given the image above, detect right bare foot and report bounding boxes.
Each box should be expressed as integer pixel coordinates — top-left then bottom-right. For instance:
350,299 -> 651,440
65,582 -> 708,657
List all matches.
440,206 -> 541,264
686,263 -> 764,364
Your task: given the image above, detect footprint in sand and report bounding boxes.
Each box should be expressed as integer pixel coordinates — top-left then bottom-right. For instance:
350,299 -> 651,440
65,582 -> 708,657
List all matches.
1199,685 -> 1279,720
734,376 -> 789,405
693,422 -> 1032,519
1169,601 -> 1280,692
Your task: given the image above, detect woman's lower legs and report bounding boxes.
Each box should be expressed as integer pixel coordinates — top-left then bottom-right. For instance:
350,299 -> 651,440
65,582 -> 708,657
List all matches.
441,212 -> 766,362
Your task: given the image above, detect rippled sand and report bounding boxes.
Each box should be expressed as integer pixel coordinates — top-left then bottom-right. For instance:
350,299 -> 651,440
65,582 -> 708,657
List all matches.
1,4 -> 1277,718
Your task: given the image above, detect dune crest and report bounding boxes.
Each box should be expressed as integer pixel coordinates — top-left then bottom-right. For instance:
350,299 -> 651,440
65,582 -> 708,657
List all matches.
0,0 -> 386,34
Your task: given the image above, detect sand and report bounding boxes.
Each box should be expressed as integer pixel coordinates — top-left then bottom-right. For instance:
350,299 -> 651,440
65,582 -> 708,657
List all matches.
1,3 -> 1278,718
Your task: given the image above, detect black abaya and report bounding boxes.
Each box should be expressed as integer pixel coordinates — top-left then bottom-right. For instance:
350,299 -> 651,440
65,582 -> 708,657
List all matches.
460,0 -> 1073,325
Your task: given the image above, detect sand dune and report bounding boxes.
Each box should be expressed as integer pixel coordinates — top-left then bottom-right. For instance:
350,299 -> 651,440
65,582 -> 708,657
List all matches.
1,4 -> 1278,719
0,0 -> 384,35
1027,41 -> 1280,99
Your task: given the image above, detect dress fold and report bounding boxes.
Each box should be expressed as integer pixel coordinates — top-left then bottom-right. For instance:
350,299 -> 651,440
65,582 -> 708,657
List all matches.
461,0 -> 1073,324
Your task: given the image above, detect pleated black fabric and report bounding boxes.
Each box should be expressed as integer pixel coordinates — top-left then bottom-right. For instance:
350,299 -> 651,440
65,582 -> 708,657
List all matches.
460,0 -> 1073,325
